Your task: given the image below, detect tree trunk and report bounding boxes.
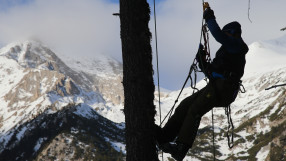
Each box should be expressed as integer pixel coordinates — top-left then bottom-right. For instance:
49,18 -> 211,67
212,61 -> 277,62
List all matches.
119,0 -> 158,160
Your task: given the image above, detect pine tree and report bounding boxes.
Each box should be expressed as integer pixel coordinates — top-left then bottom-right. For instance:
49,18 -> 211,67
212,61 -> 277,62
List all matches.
119,0 -> 158,160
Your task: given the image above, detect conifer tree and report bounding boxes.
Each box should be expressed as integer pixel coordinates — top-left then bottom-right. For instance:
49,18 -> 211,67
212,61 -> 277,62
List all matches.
119,0 -> 158,160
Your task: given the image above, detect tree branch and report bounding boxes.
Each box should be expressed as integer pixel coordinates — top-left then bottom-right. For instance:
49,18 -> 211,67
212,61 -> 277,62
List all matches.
265,83 -> 286,90
248,0 -> 252,23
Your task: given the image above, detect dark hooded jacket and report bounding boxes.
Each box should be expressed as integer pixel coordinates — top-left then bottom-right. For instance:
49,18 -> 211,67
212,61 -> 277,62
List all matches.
206,19 -> 249,80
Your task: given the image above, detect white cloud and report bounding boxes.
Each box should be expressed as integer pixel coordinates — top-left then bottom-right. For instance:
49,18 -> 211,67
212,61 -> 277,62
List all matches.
0,0 -> 120,59
0,0 -> 285,90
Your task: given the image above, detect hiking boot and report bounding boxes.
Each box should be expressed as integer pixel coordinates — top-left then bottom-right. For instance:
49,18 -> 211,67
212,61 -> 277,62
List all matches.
160,142 -> 189,161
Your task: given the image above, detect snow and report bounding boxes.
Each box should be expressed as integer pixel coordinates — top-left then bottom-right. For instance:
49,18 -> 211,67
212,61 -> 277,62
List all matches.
16,126 -> 28,141
0,131 -> 14,149
104,137 -> 126,154
116,123 -> 125,130
244,35 -> 286,77
0,56 -> 26,98
110,142 -> 126,154
97,103 -> 124,123
255,118 -> 270,134
34,137 -> 47,152
158,153 -> 201,161
0,35 -> 286,160
71,127 -> 79,134
269,102 -> 280,115
0,41 -> 116,141
58,54 -> 122,79
256,143 -> 270,161
73,104 -> 98,119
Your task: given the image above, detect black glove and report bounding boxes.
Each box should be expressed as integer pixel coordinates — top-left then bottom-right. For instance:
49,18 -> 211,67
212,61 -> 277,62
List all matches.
195,44 -> 206,62
196,44 -> 212,77
203,8 -> 215,21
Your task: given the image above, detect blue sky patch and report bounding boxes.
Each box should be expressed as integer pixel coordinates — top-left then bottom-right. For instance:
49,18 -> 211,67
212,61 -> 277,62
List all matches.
0,0 -> 33,11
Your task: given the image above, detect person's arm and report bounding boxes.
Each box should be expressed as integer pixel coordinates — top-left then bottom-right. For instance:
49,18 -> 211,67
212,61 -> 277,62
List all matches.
204,8 -> 241,53
206,19 -> 231,45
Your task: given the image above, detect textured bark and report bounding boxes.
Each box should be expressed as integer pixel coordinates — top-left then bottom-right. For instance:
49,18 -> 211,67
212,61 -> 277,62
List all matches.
119,0 -> 158,160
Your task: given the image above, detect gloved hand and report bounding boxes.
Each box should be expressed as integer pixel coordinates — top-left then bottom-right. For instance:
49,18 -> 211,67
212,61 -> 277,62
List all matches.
195,44 -> 206,62
196,44 -> 211,77
203,8 -> 215,21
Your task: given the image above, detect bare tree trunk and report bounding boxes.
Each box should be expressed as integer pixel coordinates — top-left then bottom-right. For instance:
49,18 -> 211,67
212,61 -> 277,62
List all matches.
119,0 -> 158,160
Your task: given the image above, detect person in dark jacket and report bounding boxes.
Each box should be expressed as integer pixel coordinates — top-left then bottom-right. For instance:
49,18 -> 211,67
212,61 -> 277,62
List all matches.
155,7 -> 249,161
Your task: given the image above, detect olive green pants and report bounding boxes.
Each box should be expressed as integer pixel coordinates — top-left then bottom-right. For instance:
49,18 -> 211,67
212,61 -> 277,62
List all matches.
161,78 -> 239,147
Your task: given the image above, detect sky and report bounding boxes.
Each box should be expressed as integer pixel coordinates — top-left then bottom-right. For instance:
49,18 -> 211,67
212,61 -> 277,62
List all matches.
0,0 -> 285,90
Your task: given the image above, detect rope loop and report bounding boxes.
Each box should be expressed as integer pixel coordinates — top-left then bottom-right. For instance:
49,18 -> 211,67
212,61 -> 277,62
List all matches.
239,82 -> 246,93
225,105 -> 234,149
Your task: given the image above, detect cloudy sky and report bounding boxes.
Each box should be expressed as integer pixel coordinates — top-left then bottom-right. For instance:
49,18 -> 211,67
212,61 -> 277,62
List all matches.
0,0 -> 285,90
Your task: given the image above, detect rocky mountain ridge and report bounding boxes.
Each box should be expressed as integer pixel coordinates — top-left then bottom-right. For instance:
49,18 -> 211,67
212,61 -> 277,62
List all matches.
0,103 -> 125,161
0,40 -> 125,161
1,34 -> 286,160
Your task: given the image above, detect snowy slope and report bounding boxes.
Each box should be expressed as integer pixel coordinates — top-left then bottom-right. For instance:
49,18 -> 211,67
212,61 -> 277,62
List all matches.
1,34 -> 286,160
0,40 -> 126,160
0,40 -> 124,126
58,54 -> 122,78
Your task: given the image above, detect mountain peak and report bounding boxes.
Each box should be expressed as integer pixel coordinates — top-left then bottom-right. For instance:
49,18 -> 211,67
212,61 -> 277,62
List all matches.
0,40 -> 58,69
245,38 -> 286,77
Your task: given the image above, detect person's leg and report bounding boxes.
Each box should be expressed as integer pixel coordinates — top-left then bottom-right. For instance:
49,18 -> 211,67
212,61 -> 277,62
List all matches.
176,81 -> 219,147
176,79 -> 239,146
159,83 -> 218,161
160,79 -> 239,161
159,89 -> 204,144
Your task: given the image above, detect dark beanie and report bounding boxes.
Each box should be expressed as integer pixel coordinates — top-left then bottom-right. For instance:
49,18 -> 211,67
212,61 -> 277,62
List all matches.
222,21 -> 242,36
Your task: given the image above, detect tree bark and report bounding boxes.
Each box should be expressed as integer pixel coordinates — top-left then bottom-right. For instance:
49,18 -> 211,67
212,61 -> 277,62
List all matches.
119,0 -> 158,160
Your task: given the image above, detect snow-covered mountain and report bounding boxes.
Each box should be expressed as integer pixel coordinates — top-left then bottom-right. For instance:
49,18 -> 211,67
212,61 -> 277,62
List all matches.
1,34 -> 286,161
155,35 -> 286,160
0,40 -> 125,160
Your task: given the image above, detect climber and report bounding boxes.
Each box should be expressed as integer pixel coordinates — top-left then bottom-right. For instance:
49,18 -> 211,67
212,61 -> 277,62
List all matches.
155,7 -> 249,161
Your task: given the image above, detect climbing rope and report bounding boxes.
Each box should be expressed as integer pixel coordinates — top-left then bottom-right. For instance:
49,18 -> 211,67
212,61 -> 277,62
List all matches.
152,0 -> 164,160
201,2 -> 216,160
211,108 -> 216,161
160,61 -> 199,126
153,0 -> 161,128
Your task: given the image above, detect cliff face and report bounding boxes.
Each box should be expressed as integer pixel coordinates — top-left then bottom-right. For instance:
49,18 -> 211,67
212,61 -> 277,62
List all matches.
0,40 -> 125,161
